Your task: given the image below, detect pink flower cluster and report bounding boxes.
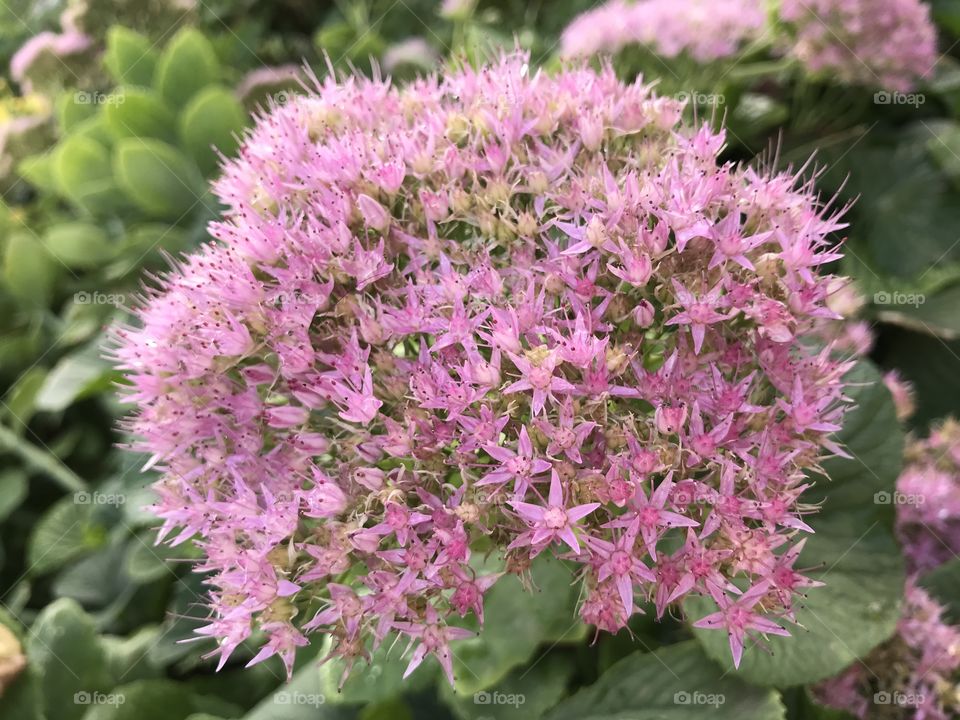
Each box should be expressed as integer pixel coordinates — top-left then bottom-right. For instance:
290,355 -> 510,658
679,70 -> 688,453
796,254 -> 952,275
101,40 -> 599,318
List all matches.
561,0 -> 937,92
816,582 -> 960,720
560,0 -> 766,63
780,0 -> 938,92
113,55 -> 853,684
897,419 -> 960,574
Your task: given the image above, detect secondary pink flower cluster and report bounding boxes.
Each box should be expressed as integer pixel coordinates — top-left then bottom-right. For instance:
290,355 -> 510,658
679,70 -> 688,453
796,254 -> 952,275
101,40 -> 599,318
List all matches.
113,54 -> 853,684
897,419 -> 960,574
816,417 -> 960,719
560,0 -> 765,63
816,581 -> 960,720
561,0 -> 937,92
10,29 -> 92,93
780,0 -> 938,92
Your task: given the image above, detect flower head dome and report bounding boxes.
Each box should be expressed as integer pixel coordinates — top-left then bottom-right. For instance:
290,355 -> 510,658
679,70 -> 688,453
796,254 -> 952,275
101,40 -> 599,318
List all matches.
113,54 -> 852,682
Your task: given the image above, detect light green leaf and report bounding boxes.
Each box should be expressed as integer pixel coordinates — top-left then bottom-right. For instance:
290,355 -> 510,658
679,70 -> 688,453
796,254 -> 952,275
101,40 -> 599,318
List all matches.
43,222 -> 116,269
2,231 -> 57,306
104,27 -> 158,86
113,138 -> 204,218
178,85 -> 247,176
35,349 -> 113,412
545,641 -> 785,720
53,135 -> 112,196
154,28 -> 220,109
103,88 -> 177,142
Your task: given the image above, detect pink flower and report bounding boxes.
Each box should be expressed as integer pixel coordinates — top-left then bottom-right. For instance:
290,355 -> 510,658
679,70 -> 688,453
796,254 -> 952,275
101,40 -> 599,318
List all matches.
509,469 -> 601,555
693,581 -> 791,667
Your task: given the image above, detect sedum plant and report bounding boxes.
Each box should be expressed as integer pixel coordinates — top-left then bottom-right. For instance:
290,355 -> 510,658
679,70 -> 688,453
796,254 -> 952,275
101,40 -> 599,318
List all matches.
114,53 -> 854,683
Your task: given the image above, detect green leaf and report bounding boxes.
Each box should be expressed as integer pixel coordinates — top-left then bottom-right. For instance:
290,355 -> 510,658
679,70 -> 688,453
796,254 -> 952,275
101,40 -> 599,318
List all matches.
823,129 -> 960,279
125,533 -> 177,583
17,153 -> 56,190
809,359 -> 903,513
246,661 -> 357,720
3,366 -> 48,429
545,641 -> 785,720
56,93 -> 98,132
103,88 -> 177,142
919,557 -> 960,624
27,599 -> 112,720
82,680 -> 197,720
449,555 -> 586,695
101,627 -> 163,685
113,138 -> 204,218
53,540 -> 130,606
441,652 -> 573,720
154,28 -> 220,109
318,631 -> 438,705
2,231 -> 57,306
104,27 -> 158,86
874,282 -> 960,340
26,497 -> 98,575
178,85 -> 247,176
43,222 -> 116,269
35,348 -> 113,412
686,516 -> 904,687
53,135 -> 112,196
0,470 -> 28,521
